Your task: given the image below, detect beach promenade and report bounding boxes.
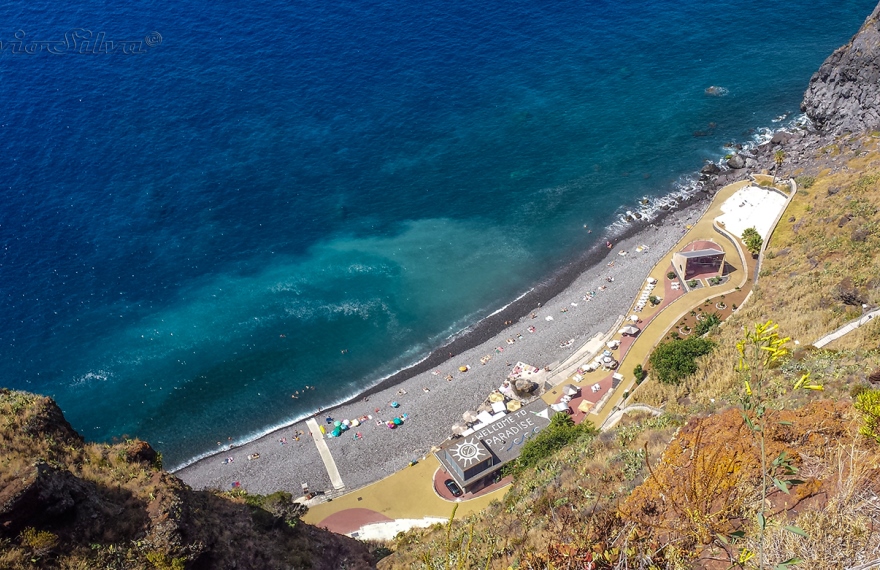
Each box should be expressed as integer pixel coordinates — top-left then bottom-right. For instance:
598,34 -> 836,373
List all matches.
178,202 -> 706,499
304,177 -> 793,538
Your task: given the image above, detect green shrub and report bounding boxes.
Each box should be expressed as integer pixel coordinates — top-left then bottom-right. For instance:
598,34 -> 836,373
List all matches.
633,364 -> 647,384
855,388 -> 880,443
19,527 -> 58,557
794,175 -> 816,189
648,295 -> 660,306
687,279 -> 698,288
648,337 -> 716,385
742,227 -> 763,255
145,551 -> 187,570
667,271 -> 676,280
694,312 -> 722,336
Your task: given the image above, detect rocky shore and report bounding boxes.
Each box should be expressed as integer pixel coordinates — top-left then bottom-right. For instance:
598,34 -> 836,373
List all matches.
700,2 -> 880,193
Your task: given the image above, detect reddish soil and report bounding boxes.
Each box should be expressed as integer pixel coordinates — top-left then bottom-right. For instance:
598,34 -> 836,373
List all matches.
317,508 -> 393,535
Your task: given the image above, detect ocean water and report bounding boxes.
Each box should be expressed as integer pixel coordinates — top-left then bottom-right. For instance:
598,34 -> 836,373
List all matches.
0,0 -> 874,468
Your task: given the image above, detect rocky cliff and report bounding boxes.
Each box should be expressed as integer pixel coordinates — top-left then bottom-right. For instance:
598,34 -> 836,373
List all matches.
802,2 -> 880,136
0,389 -> 377,570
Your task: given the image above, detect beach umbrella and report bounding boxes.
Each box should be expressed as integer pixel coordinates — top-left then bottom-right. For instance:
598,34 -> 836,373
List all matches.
459,366 -> 469,372
488,392 -> 505,403
391,401 -> 400,408
462,410 -> 478,422
506,400 -> 522,412
393,417 -> 403,425
334,420 -> 342,427
350,418 -> 360,427
342,419 -> 351,426
340,423 -> 349,431
619,325 -> 640,336
331,428 -> 342,437
630,315 -> 639,322
452,422 -> 467,435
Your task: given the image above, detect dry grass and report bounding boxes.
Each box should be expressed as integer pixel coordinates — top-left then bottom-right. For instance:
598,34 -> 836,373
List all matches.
752,443 -> 880,569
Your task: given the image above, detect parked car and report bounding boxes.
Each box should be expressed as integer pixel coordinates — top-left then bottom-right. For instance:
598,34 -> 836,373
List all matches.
444,479 -> 463,497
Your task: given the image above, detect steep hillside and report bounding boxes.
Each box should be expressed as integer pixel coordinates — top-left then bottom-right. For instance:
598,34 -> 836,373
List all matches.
0,389 -> 376,570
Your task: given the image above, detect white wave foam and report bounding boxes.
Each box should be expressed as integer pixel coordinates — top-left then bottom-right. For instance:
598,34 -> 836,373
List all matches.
70,370 -> 112,387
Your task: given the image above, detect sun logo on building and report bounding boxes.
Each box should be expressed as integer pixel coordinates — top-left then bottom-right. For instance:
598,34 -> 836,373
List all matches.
451,438 -> 486,467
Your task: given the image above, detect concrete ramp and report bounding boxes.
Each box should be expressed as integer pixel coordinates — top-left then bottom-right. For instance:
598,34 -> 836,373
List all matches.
306,418 -> 345,490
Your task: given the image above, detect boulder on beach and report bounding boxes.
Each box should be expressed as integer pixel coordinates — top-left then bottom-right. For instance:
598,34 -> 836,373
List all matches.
726,154 -> 745,169
700,162 -> 721,175
515,378 -> 538,395
770,132 -> 792,145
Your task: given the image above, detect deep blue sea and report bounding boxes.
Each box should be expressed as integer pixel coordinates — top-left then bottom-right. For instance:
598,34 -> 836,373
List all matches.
1,0 -> 874,468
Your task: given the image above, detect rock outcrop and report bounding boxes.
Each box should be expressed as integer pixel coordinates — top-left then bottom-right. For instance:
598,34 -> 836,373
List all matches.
802,2 -> 880,135
0,390 -> 377,570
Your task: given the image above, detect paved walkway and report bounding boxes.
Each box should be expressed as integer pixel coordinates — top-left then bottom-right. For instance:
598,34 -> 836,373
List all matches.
305,418 -> 345,490
599,404 -> 664,430
813,308 -> 880,348
304,454 -> 504,531
542,179 -> 774,431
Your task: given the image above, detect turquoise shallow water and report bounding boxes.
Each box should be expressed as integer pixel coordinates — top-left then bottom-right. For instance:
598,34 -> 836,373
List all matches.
0,0 -> 874,467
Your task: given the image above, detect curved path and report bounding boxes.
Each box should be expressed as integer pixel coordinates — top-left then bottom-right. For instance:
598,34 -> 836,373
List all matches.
599,403 -> 664,431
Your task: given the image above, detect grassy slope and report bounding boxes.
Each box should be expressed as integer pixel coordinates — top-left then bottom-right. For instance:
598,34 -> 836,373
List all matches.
379,137 -> 880,569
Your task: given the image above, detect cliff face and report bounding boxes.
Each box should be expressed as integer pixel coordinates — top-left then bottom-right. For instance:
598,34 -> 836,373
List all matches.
802,2 -> 880,135
0,389 -> 376,570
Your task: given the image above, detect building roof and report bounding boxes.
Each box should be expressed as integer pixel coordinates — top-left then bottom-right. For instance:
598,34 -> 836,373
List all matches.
677,249 -> 725,259
436,398 -> 553,486
680,240 -> 723,253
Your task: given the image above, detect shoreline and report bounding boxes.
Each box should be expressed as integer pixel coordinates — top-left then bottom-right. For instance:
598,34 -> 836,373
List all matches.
170,191 -> 712,474
177,195 -> 711,495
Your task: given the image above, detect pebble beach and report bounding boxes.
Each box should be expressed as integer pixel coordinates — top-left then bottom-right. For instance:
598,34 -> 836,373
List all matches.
177,201 -> 709,496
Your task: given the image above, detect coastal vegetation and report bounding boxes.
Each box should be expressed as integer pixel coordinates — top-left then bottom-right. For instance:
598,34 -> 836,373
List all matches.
504,413 -> 598,478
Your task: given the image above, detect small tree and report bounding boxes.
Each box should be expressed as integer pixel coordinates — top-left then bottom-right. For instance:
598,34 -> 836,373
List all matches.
741,227 -> 763,256
633,363 -> 647,384
773,149 -> 786,182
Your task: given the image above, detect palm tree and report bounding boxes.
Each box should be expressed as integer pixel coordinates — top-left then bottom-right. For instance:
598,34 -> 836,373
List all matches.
773,149 -> 785,183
